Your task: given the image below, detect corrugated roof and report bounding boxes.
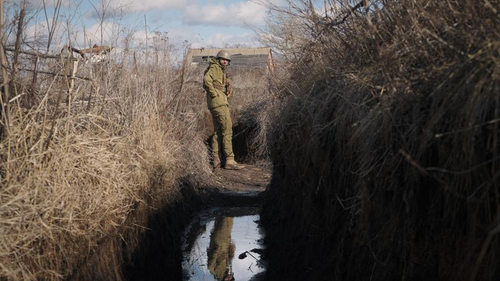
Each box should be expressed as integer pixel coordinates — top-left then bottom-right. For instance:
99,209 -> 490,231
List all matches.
187,47 -> 271,58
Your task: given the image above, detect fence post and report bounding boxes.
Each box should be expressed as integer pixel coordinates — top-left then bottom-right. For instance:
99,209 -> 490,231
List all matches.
67,59 -> 78,114
69,60 -> 79,95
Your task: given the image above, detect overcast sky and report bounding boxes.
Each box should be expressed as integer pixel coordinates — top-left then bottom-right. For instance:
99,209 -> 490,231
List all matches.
7,0 -> 282,58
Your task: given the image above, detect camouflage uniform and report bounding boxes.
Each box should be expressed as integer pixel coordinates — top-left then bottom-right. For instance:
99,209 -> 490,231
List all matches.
203,58 -> 235,163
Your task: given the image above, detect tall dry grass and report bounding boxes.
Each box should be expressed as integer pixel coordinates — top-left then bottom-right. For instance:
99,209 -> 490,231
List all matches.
1,19 -> 211,281
260,0 -> 500,280
227,69 -> 276,160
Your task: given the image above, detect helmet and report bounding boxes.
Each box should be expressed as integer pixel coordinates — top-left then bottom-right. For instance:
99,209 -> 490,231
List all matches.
216,50 -> 231,61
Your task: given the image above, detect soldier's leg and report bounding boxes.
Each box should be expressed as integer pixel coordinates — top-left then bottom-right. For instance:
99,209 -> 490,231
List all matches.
220,106 -> 235,161
212,106 -> 234,160
211,111 -> 223,162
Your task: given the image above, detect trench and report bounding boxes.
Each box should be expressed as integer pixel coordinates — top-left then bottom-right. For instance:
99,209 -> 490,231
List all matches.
115,114 -> 274,281
117,136 -> 273,281
121,187 -> 269,281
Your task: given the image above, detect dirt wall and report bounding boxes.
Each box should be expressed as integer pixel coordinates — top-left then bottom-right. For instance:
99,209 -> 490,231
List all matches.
69,181 -> 203,281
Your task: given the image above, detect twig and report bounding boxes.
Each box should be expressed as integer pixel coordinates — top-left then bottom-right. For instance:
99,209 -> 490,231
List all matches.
399,149 -> 431,176
426,156 -> 500,175
435,118 -> 500,138
5,47 -> 75,60
470,223 -> 500,281
239,250 -> 265,267
17,68 -> 91,81
315,0 -> 369,38
398,149 -> 446,185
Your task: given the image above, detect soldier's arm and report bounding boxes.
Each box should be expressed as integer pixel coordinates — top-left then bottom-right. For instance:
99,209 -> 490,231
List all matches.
203,68 -> 218,98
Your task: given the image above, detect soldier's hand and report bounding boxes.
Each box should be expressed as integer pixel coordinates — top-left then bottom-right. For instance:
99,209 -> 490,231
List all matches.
226,85 -> 234,98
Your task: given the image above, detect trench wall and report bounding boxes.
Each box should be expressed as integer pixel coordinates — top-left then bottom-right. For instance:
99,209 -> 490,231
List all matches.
262,80 -> 500,281
260,1 -> 500,281
67,180 -> 204,281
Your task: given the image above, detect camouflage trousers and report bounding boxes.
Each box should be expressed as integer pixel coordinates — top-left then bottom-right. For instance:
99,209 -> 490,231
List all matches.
211,105 -> 234,161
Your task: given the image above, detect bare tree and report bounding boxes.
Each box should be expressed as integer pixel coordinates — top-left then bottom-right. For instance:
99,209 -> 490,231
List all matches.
1,0 -> 10,136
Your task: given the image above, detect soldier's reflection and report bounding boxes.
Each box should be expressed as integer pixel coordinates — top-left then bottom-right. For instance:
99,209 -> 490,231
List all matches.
207,216 -> 235,281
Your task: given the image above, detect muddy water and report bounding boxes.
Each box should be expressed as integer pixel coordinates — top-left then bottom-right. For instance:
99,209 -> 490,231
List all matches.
182,207 -> 266,281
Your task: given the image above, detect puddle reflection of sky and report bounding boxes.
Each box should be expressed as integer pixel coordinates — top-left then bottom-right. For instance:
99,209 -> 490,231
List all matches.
183,214 -> 264,281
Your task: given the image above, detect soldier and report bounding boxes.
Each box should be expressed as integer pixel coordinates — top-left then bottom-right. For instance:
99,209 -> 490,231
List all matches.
203,50 -> 244,170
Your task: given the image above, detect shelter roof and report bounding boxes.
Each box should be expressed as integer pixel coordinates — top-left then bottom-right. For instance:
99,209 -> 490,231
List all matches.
186,47 -> 273,69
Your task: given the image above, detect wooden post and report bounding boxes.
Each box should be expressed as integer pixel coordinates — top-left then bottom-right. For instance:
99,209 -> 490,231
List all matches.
69,60 -> 79,94
67,60 -> 79,112
29,56 -> 40,108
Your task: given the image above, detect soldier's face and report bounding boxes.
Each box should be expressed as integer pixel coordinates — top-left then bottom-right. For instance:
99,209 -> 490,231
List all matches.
220,58 -> 229,66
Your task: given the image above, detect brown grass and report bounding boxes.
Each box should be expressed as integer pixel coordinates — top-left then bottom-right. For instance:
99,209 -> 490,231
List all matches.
0,25 -> 212,280
260,0 -> 500,280
227,69 -> 275,160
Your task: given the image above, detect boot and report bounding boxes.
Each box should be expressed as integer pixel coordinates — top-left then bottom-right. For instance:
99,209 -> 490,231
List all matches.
224,159 -> 244,170
213,157 -> 221,169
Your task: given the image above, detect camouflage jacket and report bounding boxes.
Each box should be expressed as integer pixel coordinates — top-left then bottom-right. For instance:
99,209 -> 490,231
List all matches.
203,58 -> 230,110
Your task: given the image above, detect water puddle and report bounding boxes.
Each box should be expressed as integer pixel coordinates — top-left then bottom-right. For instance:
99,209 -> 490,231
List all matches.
182,207 -> 266,281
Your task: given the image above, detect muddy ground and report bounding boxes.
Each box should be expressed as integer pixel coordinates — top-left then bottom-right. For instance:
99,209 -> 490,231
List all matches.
208,161 -> 271,192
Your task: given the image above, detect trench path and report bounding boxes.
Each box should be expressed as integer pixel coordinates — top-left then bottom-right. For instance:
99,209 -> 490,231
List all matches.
208,162 -> 271,193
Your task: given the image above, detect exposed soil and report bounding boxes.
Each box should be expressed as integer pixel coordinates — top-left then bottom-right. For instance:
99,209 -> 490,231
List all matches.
192,162 -> 272,214
209,162 -> 271,192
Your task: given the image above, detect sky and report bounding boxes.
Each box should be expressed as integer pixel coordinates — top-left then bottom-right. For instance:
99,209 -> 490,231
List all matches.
7,0 -> 282,59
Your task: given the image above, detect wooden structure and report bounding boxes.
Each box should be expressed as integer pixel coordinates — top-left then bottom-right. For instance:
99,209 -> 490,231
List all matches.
62,44 -> 112,64
185,47 -> 274,74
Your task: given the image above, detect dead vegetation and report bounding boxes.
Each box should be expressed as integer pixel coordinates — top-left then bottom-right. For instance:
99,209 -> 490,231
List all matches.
259,0 -> 500,280
226,69 -> 275,161
0,4 -> 211,280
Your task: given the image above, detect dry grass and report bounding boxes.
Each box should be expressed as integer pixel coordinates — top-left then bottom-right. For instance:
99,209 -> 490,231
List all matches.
260,0 -> 500,280
227,69 -> 276,160
0,29 -> 212,280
